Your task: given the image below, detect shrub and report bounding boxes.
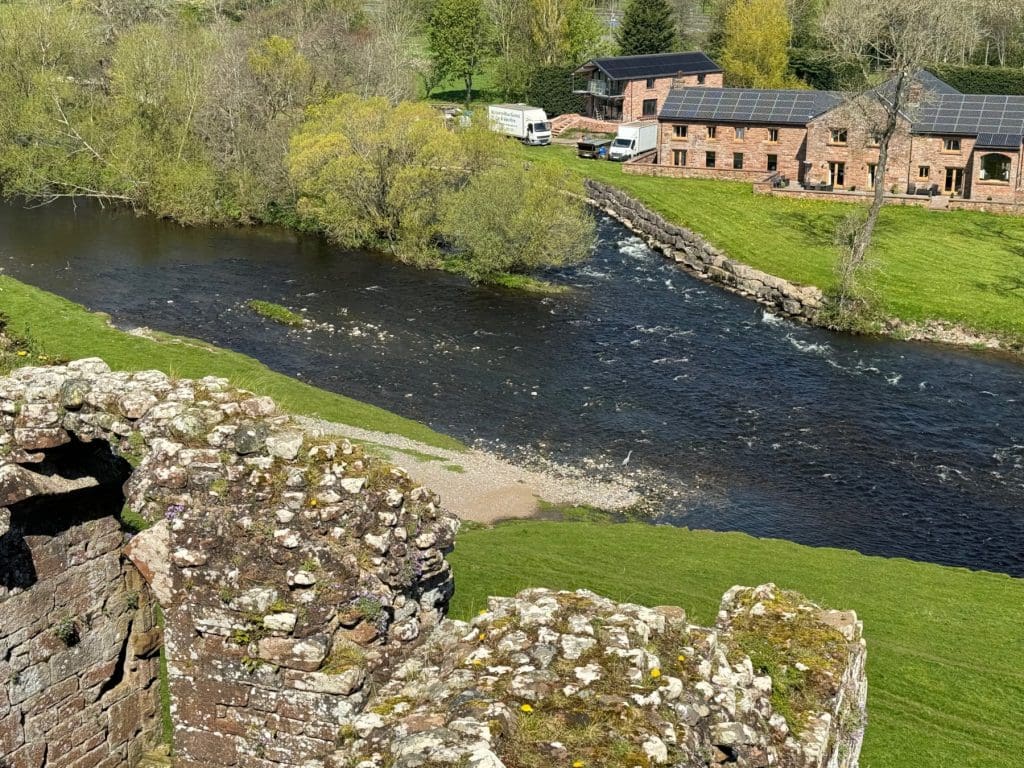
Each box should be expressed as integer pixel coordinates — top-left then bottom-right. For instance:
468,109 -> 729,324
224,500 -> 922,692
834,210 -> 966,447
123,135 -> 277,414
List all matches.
526,65 -> 585,118
926,64 -> 1024,95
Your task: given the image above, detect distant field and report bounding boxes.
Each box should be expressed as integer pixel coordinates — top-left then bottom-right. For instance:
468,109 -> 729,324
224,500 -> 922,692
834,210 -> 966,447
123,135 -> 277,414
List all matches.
450,521 -> 1024,768
531,145 -> 1024,343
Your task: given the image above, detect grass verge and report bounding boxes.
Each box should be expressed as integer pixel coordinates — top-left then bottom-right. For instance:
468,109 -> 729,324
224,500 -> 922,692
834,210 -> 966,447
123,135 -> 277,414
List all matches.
531,144 -> 1024,343
0,275 -> 464,451
449,521 -> 1024,768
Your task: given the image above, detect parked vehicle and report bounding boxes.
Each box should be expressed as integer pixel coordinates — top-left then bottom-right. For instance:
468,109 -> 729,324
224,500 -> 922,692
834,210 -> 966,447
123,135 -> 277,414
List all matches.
488,104 -> 552,146
608,121 -> 659,161
577,138 -> 612,159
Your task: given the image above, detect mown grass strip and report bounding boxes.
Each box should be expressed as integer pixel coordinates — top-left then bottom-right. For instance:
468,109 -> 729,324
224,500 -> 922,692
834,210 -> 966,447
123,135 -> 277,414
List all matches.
532,144 -> 1024,343
449,521 -> 1024,768
0,275 -> 464,451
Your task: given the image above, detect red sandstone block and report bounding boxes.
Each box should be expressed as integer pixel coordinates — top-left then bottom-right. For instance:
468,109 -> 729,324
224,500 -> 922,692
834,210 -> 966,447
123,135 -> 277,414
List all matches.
4,741 -> 46,768
0,709 -> 26,755
176,728 -> 241,765
107,692 -> 141,745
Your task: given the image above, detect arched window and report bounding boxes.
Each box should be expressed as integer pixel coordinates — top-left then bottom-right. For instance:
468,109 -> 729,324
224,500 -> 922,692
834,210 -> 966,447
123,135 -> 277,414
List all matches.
980,153 -> 1012,182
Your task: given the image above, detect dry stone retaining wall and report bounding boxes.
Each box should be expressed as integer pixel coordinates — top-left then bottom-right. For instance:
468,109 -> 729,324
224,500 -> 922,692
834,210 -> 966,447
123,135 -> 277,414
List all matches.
585,180 -> 827,320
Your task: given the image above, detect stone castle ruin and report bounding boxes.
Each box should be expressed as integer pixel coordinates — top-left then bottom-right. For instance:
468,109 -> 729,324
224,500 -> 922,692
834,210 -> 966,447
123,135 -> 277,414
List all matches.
0,360 -> 867,768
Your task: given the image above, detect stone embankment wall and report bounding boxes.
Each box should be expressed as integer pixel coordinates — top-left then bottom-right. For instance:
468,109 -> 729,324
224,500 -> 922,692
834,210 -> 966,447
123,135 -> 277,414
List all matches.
0,360 -> 868,768
585,179 -> 827,320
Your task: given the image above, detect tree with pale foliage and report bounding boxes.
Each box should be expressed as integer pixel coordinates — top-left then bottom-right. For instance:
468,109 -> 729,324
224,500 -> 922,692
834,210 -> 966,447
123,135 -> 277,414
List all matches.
820,0 -> 962,317
615,0 -> 678,56
721,0 -> 798,88
289,95 -> 595,280
529,0 -> 605,67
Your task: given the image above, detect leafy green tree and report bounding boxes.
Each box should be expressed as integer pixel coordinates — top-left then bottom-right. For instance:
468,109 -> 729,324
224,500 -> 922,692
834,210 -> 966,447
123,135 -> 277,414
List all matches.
615,0 -> 678,56
529,0 -> 605,66
290,95 -> 455,260
720,0 -> 797,88
442,162 -> 593,280
428,0 -> 493,104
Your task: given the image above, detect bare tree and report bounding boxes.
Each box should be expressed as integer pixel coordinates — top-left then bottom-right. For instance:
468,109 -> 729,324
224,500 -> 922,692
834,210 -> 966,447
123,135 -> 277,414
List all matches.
820,0 -> 965,317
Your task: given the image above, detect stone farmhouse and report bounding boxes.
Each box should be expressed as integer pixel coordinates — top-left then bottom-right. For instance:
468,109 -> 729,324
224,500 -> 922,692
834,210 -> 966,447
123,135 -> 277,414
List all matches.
571,51 -> 723,124
641,70 -> 1024,212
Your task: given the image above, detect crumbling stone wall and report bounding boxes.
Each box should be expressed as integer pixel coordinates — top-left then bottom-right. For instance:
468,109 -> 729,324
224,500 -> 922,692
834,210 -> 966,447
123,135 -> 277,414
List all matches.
0,360 -> 867,768
0,429 -> 162,767
0,359 -> 458,768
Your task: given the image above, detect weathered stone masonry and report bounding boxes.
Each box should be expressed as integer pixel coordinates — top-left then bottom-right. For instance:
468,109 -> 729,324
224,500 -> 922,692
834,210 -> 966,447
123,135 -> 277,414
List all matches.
1,359 -> 866,768
585,180 -> 826,321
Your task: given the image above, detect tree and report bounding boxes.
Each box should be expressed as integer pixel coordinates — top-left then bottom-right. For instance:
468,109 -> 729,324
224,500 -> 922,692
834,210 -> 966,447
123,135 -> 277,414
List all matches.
820,0 -> 963,317
529,0 -> 605,67
615,0 -> 678,56
428,0 -> 493,104
486,0 -> 532,98
721,0 -> 797,88
443,163 -> 594,280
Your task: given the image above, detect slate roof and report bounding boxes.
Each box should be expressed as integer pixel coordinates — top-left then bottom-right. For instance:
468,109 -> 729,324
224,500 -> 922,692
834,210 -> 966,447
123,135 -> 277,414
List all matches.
659,87 -> 842,125
579,52 -> 721,81
914,94 -> 1024,139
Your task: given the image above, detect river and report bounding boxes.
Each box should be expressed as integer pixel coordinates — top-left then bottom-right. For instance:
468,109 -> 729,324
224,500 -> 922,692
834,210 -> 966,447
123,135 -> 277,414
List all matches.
2,200 -> 1022,576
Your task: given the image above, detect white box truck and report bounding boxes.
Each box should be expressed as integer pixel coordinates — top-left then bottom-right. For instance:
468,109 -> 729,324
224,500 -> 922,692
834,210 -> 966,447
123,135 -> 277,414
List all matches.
488,104 -> 552,146
609,121 -> 659,161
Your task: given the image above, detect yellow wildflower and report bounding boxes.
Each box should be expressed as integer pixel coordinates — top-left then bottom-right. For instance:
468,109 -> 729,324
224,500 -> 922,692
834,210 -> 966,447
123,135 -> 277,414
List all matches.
16,350 -> 27,357
478,632 -> 486,641
309,497 -> 318,507
650,668 -> 662,678
519,704 -> 533,713
677,654 -> 686,662
573,762 -> 585,768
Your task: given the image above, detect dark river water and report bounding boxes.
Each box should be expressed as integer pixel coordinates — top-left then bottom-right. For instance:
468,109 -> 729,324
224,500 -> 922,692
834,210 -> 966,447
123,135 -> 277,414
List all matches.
2,201 -> 1023,576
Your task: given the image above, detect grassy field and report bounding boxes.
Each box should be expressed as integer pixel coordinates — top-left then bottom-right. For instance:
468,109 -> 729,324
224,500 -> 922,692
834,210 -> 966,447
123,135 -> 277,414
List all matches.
449,521 -> 1024,768
0,276 -> 464,451
530,144 -> 1024,341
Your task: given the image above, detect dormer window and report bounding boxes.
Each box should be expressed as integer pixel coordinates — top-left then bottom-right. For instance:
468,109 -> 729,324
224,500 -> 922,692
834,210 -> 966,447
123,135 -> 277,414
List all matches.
707,126 -> 717,139
830,128 -> 848,145
646,78 -> 656,88
943,137 -> 962,152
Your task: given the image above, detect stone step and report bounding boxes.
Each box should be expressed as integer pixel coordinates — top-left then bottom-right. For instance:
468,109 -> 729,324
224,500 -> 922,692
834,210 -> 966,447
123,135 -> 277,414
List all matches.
137,745 -> 173,767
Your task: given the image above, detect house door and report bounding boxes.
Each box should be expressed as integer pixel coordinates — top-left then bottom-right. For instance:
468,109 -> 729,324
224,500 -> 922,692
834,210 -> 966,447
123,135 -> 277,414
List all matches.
829,161 -> 846,187
944,167 -> 964,194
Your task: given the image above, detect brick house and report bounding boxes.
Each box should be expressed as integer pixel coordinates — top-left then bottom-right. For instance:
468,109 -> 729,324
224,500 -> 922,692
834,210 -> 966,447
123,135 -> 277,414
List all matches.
650,72 -> 1024,208
572,52 -> 723,123
656,88 -> 842,183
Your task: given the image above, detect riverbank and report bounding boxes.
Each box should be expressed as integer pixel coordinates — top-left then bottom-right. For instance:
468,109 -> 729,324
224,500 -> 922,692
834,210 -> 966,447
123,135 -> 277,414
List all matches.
0,274 -> 640,521
529,144 -> 1024,353
450,520 -> 1024,768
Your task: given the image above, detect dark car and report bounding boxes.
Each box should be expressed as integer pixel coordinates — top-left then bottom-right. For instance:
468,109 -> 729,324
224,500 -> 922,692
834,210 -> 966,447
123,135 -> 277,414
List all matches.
577,139 -> 612,160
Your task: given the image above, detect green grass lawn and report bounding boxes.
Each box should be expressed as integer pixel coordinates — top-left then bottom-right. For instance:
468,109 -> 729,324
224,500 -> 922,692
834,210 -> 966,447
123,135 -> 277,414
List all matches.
531,145 -> 1024,341
449,521 -> 1024,768
0,276 -> 464,451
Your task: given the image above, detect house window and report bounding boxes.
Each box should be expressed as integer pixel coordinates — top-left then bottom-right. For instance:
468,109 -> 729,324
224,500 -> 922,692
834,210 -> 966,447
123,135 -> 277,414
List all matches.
735,126 -> 746,140
867,163 -> 877,187
642,98 -> 658,117
829,161 -> 846,187
733,152 -> 744,169
672,149 -> 687,167
980,153 -> 1012,182
646,78 -> 656,88
918,165 -> 930,178
768,128 -> 779,142
867,134 -> 880,147
707,125 -> 717,139
697,73 -> 706,84
943,137 -> 961,152
830,128 -> 848,145
767,154 -> 778,172
705,151 -> 716,168
673,125 -> 688,138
